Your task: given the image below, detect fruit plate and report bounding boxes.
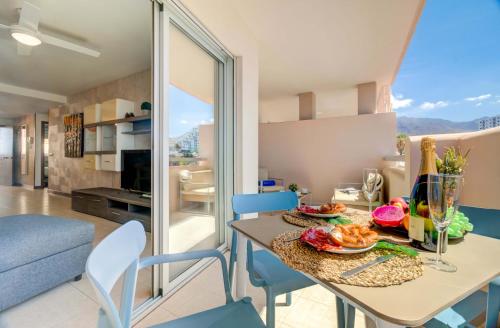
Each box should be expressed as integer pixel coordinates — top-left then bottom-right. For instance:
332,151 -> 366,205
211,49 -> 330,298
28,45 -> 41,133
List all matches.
300,226 -> 376,254
326,243 -> 377,254
298,205 -> 343,218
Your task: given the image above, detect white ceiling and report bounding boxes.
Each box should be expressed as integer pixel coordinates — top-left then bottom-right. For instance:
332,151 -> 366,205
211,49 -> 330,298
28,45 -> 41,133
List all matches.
0,91 -> 60,118
0,0 -> 151,118
227,0 -> 423,99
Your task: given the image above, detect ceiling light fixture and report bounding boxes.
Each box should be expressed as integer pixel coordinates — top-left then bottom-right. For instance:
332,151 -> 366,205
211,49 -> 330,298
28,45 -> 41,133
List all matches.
11,26 -> 41,46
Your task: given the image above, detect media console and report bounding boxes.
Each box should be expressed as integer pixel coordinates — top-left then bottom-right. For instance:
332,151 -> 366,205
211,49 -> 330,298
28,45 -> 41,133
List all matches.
71,187 -> 151,232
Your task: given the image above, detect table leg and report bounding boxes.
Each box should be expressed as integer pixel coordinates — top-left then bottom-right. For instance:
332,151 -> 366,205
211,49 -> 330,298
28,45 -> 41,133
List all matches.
374,318 -> 405,328
235,231 -> 248,298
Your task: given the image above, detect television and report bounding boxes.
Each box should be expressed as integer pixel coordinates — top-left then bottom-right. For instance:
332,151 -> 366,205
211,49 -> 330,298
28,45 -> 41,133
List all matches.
121,150 -> 151,194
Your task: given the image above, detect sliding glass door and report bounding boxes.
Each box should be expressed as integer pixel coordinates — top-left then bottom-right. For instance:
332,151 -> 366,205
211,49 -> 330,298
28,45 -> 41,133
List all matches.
156,2 -> 234,292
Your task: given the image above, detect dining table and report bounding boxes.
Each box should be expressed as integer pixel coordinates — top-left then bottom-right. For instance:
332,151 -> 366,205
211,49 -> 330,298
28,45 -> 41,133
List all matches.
231,213 -> 500,327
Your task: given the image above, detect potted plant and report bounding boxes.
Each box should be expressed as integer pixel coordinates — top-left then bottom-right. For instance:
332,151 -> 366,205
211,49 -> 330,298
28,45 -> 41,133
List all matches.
396,133 -> 408,156
288,183 -> 300,196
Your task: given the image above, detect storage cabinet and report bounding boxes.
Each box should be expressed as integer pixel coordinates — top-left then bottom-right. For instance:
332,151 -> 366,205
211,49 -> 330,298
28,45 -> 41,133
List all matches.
83,154 -> 100,170
83,104 -> 101,125
100,154 -> 116,171
101,99 -> 135,121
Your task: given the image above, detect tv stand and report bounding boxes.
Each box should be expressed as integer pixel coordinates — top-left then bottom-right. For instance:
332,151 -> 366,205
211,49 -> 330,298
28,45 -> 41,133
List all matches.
71,187 -> 151,232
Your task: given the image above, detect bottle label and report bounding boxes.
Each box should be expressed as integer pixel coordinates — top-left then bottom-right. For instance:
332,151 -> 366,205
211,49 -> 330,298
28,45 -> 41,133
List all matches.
409,216 -> 425,242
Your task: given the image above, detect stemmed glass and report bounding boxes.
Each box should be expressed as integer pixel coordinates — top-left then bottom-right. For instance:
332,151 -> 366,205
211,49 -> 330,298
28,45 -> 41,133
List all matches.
426,174 -> 463,272
363,168 -> 378,213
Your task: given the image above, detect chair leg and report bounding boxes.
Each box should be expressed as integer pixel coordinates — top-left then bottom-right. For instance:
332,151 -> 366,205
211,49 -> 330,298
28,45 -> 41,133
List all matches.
486,279 -> 500,328
336,297 -> 356,328
266,290 -> 276,328
285,292 -> 292,306
228,232 -> 238,289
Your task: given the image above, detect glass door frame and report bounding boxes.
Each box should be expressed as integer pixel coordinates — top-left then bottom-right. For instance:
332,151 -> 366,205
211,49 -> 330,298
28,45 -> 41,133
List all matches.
155,0 -> 235,296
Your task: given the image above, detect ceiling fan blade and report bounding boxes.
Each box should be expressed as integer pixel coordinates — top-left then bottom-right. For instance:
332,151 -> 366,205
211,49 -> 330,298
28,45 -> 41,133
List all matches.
39,33 -> 101,58
17,42 -> 32,56
18,1 -> 40,31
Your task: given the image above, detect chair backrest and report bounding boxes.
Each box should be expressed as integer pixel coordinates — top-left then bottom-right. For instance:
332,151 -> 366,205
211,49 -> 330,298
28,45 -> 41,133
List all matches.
459,205 -> 500,239
86,221 -> 147,328
232,191 -> 298,218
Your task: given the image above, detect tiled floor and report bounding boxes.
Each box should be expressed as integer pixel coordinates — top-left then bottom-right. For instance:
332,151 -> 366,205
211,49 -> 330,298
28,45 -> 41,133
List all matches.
0,186 -> 378,328
0,186 -> 152,328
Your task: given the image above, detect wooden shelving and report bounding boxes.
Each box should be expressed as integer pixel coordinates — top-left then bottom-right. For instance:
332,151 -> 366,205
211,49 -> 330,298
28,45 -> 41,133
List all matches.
84,150 -> 117,155
84,115 -> 151,128
122,129 -> 151,135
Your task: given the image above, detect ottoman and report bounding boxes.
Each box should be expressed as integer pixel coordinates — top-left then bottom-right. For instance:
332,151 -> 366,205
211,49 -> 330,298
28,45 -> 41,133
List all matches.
0,214 -> 95,311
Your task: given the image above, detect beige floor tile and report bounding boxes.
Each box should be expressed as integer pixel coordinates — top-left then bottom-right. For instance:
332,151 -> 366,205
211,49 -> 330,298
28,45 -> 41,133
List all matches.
0,283 -> 98,328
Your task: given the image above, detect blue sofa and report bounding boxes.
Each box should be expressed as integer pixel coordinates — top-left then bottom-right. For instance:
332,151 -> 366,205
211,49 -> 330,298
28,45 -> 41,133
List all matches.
0,215 -> 94,311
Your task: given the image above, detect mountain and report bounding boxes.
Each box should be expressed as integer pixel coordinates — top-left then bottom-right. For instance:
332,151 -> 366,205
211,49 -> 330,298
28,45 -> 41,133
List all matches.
397,116 -> 483,136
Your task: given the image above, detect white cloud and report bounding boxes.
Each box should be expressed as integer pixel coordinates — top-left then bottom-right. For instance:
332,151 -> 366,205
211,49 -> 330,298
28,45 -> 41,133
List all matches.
391,94 -> 413,109
180,120 -> 188,124
465,94 -> 491,101
419,101 -> 449,110
476,102 -> 483,107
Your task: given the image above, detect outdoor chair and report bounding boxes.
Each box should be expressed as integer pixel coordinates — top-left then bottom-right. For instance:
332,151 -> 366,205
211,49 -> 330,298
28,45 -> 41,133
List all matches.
396,201 -> 500,328
424,205 -> 500,328
228,191 -> 355,328
86,221 -> 265,328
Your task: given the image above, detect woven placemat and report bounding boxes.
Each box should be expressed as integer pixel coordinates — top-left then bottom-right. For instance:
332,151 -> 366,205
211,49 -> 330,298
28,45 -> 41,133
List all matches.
283,210 -> 371,228
272,229 -> 423,287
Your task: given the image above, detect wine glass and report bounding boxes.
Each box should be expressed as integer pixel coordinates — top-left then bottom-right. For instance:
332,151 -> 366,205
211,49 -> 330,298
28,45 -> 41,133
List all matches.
363,168 -> 378,213
426,173 -> 463,272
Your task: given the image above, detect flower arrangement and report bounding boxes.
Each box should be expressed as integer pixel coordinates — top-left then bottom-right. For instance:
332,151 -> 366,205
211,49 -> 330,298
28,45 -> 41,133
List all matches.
396,133 -> 408,156
436,147 -> 470,175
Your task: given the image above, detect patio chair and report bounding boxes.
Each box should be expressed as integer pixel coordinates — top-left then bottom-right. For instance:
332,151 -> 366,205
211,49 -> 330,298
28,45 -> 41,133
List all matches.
228,191 -> 355,328
423,205 -> 500,328
86,221 -> 265,328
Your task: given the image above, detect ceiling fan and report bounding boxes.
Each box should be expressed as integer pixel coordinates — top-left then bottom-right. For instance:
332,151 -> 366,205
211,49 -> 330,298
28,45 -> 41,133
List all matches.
0,1 -> 100,57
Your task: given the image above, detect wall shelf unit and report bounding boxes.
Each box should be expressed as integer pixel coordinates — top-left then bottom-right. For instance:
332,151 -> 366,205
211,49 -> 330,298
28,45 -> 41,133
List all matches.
83,98 -> 151,172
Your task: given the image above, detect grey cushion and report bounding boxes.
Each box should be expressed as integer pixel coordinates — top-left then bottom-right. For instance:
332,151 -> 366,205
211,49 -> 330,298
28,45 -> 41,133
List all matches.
0,214 -> 94,273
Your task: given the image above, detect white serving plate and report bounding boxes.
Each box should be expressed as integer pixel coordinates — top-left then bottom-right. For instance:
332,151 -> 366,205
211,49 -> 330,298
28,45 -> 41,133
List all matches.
299,205 -> 343,218
302,226 -> 376,254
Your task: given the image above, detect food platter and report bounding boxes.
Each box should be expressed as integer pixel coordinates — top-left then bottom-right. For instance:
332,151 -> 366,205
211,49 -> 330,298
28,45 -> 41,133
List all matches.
300,226 -> 377,254
300,207 -> 342,218
298,204 -> 345,218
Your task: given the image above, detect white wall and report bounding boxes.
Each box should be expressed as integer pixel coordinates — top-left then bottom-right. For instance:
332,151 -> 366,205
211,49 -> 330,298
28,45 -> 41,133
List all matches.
259,112 -> 397,203
0,118 -> 14,126
259,87 -> 358,123
34,112 -> 48,187
259,96 -> 299,123
180,0 -> 259,195
316,88 -> 358,118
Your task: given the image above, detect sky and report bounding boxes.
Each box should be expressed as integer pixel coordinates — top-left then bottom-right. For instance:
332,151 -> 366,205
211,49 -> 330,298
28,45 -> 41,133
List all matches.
169,85 -> 213,138
392,0 -> 500,122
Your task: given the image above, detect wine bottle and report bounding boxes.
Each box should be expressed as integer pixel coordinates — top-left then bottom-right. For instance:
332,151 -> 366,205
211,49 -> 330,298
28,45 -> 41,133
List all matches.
409,137 -> 438,251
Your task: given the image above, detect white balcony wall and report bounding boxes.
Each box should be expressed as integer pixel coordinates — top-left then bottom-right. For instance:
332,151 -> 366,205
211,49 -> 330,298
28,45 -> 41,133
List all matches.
259,88 -> 358,123
405,127 -> 500,210
259,112 -> 397,203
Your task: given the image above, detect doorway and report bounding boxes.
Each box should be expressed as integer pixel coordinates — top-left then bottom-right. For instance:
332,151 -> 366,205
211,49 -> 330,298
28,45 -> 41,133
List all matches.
40,121 -> 48,188
0,127 -> 14,186
156,2 -> 235,294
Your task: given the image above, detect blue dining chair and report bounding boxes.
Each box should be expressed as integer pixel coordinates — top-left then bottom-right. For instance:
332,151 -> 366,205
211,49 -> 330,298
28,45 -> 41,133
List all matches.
86,221 -> 265,328
423,205 -> 500,328
228,191 -> 355,328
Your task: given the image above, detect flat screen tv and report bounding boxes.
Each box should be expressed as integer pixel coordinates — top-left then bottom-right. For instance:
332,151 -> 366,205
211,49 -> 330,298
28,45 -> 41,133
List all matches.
121,150 -> 151,194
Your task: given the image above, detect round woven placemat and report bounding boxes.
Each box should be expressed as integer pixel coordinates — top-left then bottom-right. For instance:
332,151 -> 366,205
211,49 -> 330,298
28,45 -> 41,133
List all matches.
283,210 -> 371,228
272,229 -> 423,287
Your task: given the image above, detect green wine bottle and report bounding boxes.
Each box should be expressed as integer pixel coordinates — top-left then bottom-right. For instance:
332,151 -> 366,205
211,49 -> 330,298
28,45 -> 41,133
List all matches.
409,137 -> 439,251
